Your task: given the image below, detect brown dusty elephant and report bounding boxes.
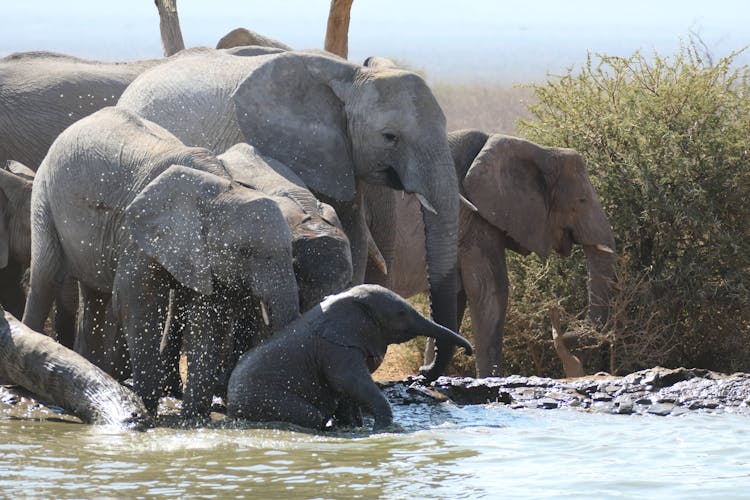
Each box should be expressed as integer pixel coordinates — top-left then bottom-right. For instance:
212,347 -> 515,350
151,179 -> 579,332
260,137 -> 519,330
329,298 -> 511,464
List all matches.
23,107 -> 301,418
364,129 -> 617,377
227,285 -> 473,431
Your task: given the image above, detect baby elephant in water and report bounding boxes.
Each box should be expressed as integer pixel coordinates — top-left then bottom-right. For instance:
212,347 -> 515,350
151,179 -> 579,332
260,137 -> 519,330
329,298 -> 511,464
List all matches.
227,284 -> 473,431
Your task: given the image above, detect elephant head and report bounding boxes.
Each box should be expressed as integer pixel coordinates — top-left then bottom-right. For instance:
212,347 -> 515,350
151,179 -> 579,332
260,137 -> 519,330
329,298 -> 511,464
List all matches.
232,51 -> 460,378
460,131 -> 617,327
0,161 -> 35,269
217,143 -> 353,312
125,165 -> 300,329
320,284 -> 473,373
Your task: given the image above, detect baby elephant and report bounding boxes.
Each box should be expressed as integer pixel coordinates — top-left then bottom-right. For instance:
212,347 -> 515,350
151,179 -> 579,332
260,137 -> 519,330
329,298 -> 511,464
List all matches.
227,284 -> 473,431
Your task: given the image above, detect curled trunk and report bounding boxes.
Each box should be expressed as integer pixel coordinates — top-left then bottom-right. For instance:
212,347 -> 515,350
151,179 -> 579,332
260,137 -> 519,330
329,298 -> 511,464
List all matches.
0,308 -> 151,429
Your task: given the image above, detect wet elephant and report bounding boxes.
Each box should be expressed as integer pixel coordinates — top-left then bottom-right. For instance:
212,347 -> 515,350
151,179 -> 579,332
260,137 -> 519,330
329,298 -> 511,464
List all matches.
227,285 -> 473,431
23,107 -> 301,418
117,48 -> 460,380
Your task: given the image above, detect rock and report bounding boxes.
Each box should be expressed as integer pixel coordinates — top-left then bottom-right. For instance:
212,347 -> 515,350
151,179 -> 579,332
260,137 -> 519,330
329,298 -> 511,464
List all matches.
377,367 -> 750,417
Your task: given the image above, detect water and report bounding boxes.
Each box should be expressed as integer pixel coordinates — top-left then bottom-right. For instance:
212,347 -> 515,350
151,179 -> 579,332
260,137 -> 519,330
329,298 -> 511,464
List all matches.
1,403 -> 749,498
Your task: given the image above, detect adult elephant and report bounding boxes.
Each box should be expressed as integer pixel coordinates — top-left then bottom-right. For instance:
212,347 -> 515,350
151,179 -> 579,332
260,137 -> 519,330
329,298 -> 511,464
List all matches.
117,49 -> 460,379
228,285 -> 473,431
23,107 -> 301,417
0,51 -> 161,171
160,142 -> 354,397
0,162 -> 78,347
364,130 -> 617,377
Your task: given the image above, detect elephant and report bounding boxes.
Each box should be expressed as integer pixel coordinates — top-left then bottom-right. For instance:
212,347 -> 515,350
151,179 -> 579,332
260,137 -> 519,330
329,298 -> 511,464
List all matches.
1,305 -> 150,428
160,142 -> 354,397
364,129 -> 617,377
0,51 -> 161,172
217,143 -> 353,312
23,107 -> 301,417
227,284 -> 473,431
117,48 -> 460,380
216,27 -> 293,51
0,162 -> 78,347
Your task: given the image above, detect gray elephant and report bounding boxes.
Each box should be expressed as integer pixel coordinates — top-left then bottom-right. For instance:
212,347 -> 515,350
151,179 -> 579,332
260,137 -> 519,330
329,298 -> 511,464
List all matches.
23,107 -> 301,417
1,306 -> 150,428
364,130 -> 617,377
116,48 -> 460,380
0,51 -> 160,171
227,284 -> 473,431
0,162 -> 78,347
160,143 -> 354,397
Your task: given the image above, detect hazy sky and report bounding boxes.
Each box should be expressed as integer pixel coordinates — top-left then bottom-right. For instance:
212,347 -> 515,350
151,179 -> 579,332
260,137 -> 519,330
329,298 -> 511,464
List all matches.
3,1 -> 748,82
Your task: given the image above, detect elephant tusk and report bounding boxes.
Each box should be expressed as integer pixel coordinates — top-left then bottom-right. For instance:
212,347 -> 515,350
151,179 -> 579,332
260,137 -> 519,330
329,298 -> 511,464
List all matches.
415,193 -> 438,215
260,301 -> 270,326
594,243 -> 615,254
367,228 -> 388,276
459,194 -> 479,213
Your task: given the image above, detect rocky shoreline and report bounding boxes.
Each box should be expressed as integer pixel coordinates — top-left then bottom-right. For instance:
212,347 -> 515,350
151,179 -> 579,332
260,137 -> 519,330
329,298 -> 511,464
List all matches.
379,367 -> 750,416
3,367 -> 750,423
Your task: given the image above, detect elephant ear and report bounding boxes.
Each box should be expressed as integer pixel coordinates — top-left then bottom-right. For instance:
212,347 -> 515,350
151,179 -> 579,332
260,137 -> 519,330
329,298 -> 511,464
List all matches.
0,165 -> 34,268
463,134 -> 555,257
0,186 -> 8,268
318,299 -> 389,364
232,51 -> 357,201
124,165 -> 226,295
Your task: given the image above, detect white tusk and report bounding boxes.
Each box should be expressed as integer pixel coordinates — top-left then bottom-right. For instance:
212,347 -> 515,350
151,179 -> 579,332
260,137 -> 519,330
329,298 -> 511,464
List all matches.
260,300 -> 270,326
415,193 -> 438,215
367,229 -> 388,276
594,243 -> 615,254
459,194 -> 479,212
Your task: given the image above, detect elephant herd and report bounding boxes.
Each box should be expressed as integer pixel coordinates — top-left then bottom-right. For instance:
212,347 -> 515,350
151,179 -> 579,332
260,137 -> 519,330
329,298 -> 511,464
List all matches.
0,31 -> 617,430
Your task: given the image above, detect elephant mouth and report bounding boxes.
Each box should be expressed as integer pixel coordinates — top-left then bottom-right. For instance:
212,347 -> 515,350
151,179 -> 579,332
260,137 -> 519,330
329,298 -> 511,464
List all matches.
365,166 -> 405,190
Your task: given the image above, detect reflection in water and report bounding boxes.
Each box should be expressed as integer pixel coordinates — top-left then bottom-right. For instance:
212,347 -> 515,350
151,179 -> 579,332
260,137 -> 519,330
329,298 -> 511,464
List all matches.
1,402 -> 749,497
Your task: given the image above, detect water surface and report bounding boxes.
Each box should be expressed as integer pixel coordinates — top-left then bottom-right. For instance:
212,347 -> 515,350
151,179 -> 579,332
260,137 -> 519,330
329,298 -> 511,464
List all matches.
1,403 -> 748,498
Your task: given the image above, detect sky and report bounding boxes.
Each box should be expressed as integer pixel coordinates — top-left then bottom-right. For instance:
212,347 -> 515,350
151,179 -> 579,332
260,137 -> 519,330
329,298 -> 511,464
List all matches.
3,1 -> 749,83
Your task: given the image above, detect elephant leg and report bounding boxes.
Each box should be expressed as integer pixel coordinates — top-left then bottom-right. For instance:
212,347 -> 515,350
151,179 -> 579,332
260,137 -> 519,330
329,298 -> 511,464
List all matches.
113,254 -> 171,414
77,284 -> 132,381
459,223 -> 509,378
53,277 -> 79,349
0,262 -> 27,318
23,227 -> 66,333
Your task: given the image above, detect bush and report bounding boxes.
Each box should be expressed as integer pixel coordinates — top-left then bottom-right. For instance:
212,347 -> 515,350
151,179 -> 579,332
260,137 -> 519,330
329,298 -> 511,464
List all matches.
514,38 -> 750,374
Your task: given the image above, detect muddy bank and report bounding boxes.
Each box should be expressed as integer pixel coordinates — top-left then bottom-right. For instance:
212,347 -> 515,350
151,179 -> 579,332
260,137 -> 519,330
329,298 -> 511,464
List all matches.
3,367 -> 750,423
380,367 -> 750,416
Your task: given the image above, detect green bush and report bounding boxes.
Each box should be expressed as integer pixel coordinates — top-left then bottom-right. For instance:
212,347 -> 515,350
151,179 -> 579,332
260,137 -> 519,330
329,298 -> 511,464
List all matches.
512,38 -> 750,375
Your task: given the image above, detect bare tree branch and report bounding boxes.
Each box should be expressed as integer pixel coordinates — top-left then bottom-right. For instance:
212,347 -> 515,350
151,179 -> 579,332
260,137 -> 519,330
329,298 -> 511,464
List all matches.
155,0 -> 185,56
324,0 -> 353,59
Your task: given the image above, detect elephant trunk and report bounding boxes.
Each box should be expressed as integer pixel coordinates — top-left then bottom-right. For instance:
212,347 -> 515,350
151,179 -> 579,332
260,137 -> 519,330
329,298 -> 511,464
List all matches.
0,308 -> 151,429
256,264 -> 301,332
416,154 -> 460,381
414,317 -> 473,358
582,241 -> 617,328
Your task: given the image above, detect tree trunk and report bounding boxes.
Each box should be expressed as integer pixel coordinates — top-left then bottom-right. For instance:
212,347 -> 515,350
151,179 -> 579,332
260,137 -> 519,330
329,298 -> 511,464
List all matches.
155,0 -> 185,56
324,0 -> 353,59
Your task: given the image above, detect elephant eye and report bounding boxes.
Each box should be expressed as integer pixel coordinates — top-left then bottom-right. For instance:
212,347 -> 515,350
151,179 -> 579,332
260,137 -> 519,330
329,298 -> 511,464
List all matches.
382,132 -> 399,145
